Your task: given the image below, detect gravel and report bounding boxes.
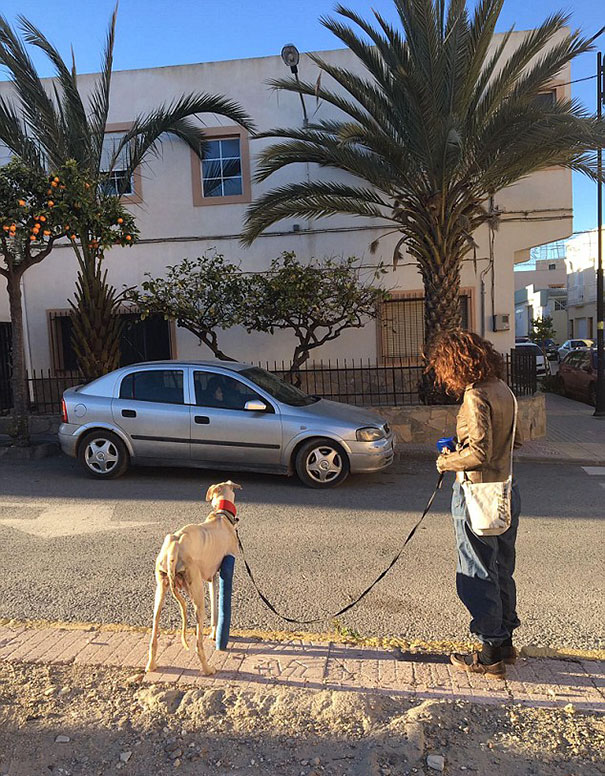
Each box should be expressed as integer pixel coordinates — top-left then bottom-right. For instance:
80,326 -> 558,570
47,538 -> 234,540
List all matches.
1,662 -> 604,776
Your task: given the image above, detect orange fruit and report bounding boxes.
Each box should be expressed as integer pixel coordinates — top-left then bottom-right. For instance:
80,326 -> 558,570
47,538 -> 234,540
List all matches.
117,217 -> 124,224
51,181 -> 57,188
29,235 -> 36,241
43,230 -> 51,236
70,234 -> 76,240
125,234 -> 132,241
53,177 -> 59,183
2,225 -> 8,232
47,201 -> 54,207
18,199 -> 26,206
39,215 -> 46,222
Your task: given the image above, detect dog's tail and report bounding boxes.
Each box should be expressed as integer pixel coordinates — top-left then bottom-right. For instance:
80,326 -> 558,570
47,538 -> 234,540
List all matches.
165,534 -> 189,651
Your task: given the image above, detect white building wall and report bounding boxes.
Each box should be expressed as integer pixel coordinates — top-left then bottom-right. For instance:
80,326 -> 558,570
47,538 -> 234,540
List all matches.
0,35 -> 574,369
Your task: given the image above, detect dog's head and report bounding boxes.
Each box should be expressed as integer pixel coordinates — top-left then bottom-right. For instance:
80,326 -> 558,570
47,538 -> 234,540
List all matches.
205,480 -> 242,506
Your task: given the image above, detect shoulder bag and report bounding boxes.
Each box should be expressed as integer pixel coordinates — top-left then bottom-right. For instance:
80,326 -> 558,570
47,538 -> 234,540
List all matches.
460,387 -> 518,536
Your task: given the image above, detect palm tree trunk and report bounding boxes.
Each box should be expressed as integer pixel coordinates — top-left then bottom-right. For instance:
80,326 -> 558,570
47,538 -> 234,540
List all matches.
420,263 -> 463,405
423,267 -> 463,348
70,260 -> 122,381
6,271 -> 30,446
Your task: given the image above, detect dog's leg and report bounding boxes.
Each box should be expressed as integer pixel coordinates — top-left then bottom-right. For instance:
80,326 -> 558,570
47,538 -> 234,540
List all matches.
209,574 -> 218,642
189,574 -> 216,675
145,571 -> 167,673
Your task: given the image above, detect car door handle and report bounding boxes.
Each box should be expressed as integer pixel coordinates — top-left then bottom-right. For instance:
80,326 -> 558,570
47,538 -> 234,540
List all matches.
121,409 -> 136,418
194,415 -> 210,425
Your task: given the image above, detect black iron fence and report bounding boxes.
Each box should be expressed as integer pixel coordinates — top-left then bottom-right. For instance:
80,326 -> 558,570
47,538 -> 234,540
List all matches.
0,350 -> 537,416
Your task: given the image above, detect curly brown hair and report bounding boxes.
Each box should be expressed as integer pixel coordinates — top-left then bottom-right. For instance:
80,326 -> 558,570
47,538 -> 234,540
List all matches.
427,330 -> 504,396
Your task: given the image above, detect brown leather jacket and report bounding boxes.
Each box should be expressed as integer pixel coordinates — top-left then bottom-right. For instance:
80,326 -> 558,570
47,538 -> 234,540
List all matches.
437,377 -> 522,483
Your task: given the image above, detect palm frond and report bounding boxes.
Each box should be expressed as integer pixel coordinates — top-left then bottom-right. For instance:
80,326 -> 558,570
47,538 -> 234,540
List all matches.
88,3 -> 118,173
242,180 -> 393,246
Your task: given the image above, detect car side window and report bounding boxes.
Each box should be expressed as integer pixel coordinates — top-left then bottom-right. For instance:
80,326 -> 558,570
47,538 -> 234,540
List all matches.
119,370 -> 184,404
193,371 -> 266,411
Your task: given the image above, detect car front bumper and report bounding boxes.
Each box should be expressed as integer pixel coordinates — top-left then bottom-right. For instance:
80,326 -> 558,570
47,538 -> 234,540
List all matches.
348,433 -> 396,473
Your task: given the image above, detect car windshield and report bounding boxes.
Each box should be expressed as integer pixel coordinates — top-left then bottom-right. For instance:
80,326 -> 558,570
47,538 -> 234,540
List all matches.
240,367 -> 320,407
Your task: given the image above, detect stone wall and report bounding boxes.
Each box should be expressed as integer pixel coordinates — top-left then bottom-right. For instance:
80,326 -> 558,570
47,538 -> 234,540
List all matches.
1,394 -> 546,447
372,393 -> 546,445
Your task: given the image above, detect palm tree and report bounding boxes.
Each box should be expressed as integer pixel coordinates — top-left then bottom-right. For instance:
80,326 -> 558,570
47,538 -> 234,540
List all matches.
242,0 -> 604,353
0,7 -> 254,379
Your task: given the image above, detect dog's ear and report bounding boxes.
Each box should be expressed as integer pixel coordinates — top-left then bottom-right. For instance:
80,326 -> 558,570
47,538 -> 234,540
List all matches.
227,480 -> 242,491
205,484 -> 218,502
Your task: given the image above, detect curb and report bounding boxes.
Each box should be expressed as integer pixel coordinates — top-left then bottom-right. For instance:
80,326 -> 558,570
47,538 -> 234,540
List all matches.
2,617 -> 603,663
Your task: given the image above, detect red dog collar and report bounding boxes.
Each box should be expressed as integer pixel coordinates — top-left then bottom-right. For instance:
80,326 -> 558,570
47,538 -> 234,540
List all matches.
217,499 -> 236,517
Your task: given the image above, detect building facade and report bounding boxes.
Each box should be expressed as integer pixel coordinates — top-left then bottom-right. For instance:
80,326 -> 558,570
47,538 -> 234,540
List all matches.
0,33 -> 574,377
565,229 -> 600,340
514,257 -> 567,339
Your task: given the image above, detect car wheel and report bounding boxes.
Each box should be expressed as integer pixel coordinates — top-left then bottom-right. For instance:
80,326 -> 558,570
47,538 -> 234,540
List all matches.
78,430 -> 129,479
295,438 -> 350,489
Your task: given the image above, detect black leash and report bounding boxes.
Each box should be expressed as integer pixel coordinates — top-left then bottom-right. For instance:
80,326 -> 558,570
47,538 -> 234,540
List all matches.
236,472 -> 445,625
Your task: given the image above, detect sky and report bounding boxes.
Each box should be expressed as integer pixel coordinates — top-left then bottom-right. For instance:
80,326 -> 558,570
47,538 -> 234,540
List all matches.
0,0 -> 602,235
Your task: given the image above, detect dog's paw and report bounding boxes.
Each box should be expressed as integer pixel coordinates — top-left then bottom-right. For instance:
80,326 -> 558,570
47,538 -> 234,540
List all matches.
144,662 -> 157,673
203,665 -> 217,676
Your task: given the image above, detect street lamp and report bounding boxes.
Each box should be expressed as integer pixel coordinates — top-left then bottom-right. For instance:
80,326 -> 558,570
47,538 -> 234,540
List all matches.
281,43 -> 309,127
595,51 -> 605,417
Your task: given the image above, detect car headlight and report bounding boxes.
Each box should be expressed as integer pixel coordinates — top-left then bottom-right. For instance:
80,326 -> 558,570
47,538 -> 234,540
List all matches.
356,426 -> 385,442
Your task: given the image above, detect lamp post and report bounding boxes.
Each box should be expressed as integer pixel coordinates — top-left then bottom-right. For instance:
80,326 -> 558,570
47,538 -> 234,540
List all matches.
281,44 -> 309,127
595,51 -> 605,417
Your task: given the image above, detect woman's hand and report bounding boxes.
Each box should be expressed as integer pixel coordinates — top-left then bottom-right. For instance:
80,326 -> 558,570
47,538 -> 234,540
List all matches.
436,452 -> 449,472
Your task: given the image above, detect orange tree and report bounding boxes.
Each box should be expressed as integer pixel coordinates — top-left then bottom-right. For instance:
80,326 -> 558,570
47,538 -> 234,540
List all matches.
0,159 -> 135,445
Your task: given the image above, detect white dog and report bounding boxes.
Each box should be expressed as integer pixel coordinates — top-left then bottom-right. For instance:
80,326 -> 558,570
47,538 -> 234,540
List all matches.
145,480 -> 242,675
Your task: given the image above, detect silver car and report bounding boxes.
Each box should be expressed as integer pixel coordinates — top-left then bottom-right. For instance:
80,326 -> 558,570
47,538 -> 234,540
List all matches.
557,339 -> 594,362
59,361 -> 395,488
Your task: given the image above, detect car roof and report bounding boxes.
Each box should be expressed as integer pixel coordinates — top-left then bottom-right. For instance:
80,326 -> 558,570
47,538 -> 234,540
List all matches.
121,360 -> 254,372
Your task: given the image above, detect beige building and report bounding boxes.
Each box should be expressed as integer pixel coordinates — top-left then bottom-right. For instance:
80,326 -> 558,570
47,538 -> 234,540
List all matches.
514,256 -> 568,340
565,229 -> 600,340
0,32 -> 574,376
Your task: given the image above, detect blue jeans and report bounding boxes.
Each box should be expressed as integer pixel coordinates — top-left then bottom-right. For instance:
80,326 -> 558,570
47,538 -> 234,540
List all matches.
451,480 -> 521,646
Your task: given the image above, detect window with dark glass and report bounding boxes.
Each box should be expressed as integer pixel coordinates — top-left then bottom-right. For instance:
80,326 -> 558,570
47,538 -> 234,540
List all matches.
50,313 -> 171,372
100,133 -> 133,196
193,371 -> 266,411
201,138 -> 243,198
120,370 -> 184,404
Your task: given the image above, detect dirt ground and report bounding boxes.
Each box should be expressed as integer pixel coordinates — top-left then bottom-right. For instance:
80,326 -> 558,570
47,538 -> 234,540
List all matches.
0,662 -> 603,776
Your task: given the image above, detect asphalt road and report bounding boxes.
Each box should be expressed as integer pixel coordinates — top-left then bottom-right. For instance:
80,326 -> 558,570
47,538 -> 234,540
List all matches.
0,453 -> 603,650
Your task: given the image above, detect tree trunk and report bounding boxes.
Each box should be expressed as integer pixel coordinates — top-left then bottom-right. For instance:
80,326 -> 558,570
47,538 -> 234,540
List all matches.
420,264 -> 463,405
6,272 -> 30,446
70,260 -> 123,381
422,266 -> 462,349
199,330 -> 236,362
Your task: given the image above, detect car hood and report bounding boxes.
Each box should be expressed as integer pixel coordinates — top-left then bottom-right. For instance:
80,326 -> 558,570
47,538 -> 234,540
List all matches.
289,398 -> 387,429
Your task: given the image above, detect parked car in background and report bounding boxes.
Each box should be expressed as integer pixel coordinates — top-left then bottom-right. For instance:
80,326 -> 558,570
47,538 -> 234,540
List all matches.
514,342 -> 547,377
537,338 -> 559,360
557,349 -> 598,406
557,339 -> 594,361
59,361 -> 395,488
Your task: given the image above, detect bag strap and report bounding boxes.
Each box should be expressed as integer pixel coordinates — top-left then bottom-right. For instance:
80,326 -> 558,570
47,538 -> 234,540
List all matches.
507,386 -> 518,479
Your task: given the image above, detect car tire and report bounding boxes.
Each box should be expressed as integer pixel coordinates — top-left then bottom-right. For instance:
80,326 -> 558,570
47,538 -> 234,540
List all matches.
78,430 -> 129,479
295,438 -> 350,489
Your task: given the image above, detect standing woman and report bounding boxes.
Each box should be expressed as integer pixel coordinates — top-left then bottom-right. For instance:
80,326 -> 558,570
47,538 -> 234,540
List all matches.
428,330 -> 522,678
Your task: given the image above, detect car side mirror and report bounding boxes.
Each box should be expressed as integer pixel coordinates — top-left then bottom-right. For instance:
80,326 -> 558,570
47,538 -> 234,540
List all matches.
244,399 -> 268,412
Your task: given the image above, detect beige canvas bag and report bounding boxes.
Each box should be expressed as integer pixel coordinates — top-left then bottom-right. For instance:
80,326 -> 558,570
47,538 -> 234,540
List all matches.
461,388 -> 518,537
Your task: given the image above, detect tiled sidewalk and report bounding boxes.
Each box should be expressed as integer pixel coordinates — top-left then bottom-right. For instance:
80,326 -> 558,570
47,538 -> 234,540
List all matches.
1,623 -> 603,711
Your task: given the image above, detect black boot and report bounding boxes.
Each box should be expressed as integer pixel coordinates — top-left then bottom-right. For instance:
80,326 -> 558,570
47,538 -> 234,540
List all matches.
500,637 -> 518,665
